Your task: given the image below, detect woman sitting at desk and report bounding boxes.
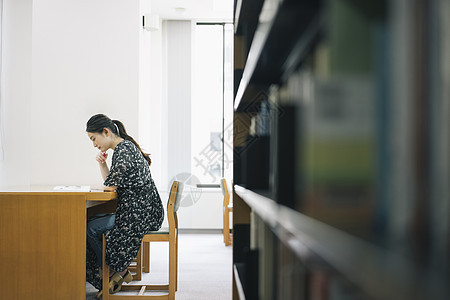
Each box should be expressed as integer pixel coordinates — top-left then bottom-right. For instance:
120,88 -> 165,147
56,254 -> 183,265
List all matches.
85,114 -> 164,298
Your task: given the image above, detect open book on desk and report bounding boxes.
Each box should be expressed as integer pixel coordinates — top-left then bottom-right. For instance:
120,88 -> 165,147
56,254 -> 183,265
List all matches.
53,185 -> 91,192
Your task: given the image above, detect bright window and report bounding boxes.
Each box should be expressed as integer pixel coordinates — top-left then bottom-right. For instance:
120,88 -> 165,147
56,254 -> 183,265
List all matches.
192,23 -> 233,183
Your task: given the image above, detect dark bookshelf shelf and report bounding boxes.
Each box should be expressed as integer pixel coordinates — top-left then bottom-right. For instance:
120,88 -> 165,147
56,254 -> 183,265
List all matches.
233,263 -> 246,300
235,185 -> 278,228
234,0 -> 321,111
234,185 -> 450,300
234,0 -> 282,110
234,0 -> 264,37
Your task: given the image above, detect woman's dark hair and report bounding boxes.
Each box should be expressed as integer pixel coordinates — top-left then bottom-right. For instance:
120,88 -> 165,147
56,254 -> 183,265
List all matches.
86,114 -> 151,165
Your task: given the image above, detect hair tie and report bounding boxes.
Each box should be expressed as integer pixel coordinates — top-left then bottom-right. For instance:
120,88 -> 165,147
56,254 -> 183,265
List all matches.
112,121 -> 120,135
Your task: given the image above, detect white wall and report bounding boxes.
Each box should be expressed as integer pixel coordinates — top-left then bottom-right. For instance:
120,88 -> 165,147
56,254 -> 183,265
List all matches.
0,0 -> 32,186
0,0 -> 141,187
179,189 -> 224,229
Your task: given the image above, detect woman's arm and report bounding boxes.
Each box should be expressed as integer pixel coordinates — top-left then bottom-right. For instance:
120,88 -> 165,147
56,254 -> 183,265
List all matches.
102,185 -> 117,191
99,163 -> 110,182
96,152 -> 110,181
96,151 -> 118,191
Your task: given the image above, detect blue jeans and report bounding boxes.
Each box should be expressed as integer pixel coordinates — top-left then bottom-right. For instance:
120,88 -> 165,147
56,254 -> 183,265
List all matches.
87,213 -> 115,267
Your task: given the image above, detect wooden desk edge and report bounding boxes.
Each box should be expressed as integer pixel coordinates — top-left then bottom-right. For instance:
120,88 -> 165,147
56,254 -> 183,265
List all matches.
0,191 -> 117,201
85,192 -> 117,201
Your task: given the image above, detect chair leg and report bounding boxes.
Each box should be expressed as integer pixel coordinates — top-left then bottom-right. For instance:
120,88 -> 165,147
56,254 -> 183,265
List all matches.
223,209 -> 227,244
224,208 -> 231,246
143,241 -> 150,273
175,233 -> 178,291
169,238 -> 176,300
102,235 -> 110,300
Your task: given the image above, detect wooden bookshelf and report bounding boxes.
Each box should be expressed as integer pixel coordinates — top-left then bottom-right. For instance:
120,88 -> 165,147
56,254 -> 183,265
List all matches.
232,0 -> 450,299
234,185 -> 448,299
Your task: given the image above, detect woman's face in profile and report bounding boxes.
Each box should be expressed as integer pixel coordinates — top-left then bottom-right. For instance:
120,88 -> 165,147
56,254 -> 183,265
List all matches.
87,129 -> 109,152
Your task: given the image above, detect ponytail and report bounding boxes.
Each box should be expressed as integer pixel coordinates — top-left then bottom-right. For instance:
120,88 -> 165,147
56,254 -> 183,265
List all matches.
86,114 -> 152,166
112,120 -> 152,166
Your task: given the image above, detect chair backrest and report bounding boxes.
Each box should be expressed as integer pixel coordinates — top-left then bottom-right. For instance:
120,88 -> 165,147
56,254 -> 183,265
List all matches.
220,178 -> 230,205
167,181 -> 184,213
220,178 -> 228,197
166,181 -> 183,233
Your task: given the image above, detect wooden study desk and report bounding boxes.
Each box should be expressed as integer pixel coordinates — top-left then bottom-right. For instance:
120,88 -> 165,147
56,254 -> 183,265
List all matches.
0,186 -> 117,300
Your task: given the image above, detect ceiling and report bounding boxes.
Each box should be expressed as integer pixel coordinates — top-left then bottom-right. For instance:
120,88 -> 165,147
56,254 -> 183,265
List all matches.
150,0 -> 234,22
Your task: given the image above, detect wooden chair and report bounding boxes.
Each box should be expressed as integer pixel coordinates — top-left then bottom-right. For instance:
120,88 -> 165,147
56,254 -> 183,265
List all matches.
137,183 -> 181,285
101,181 -> 183,299
221,178 -> 233,246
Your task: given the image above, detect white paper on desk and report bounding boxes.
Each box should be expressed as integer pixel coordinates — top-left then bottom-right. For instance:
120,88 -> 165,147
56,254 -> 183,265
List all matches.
53,185 -> 91,192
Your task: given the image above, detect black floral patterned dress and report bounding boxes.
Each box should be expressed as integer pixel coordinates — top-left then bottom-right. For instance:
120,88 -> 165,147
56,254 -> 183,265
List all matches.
86,139 -> 164,290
